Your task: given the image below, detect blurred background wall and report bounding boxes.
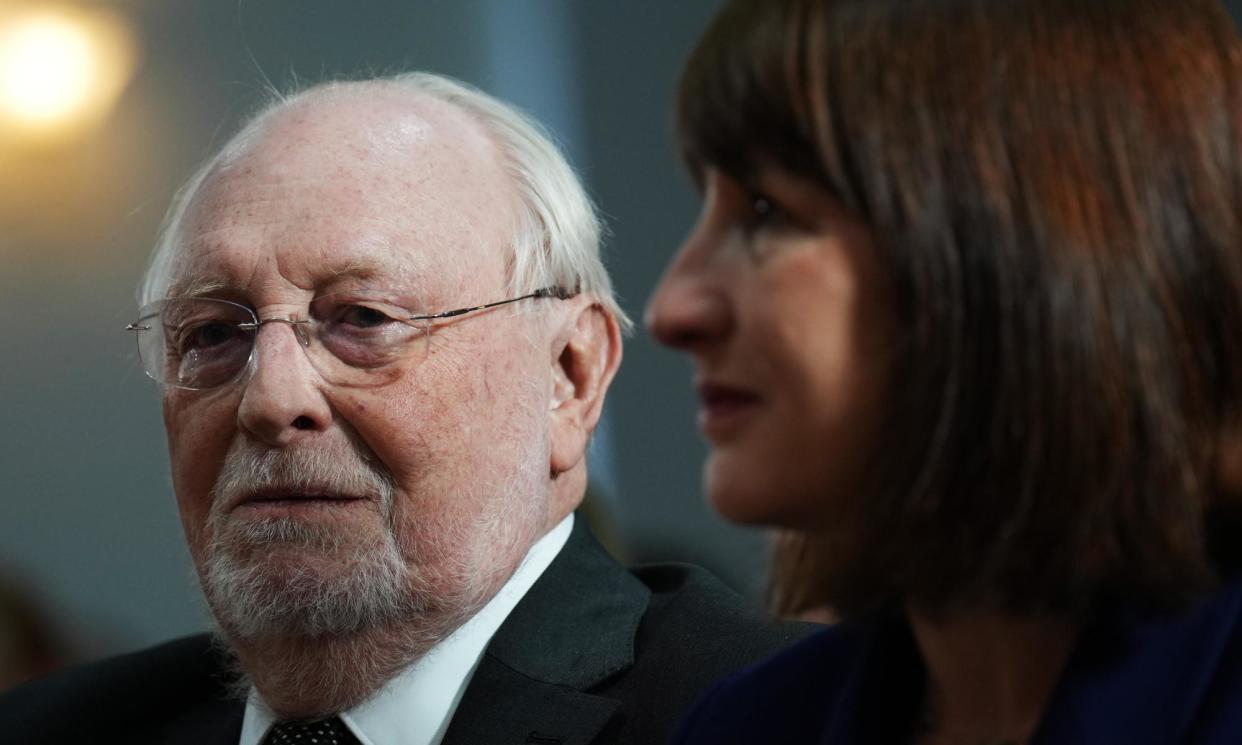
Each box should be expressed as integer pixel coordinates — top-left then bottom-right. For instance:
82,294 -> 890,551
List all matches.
2,0 -> 1240,678
0,0 -> 773,670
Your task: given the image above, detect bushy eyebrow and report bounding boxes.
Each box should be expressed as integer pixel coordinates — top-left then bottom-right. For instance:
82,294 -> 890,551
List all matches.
328,259 -> 389,284
164,261 -> 416,301
165,275 -> 230,299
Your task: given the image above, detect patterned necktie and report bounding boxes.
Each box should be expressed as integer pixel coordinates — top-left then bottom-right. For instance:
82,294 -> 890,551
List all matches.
261,716 -> 362,745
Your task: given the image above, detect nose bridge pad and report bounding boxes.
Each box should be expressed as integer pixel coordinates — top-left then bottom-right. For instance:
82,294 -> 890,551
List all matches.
257,316 -> 312,347
247,317 -> 317,382
291,319 -> 311,348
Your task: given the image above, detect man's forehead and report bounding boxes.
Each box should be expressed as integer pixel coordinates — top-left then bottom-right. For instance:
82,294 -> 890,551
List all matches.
165,85 -> 518,300
164,254 -> 442,299
187,86 -> 518,235
231,85 -> 499,176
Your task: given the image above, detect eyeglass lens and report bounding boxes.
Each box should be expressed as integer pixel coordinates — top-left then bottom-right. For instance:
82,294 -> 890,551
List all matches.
133,296 -> 433,390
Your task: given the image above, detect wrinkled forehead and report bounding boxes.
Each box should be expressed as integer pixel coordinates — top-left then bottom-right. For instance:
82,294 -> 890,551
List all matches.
170,87 -> 521,299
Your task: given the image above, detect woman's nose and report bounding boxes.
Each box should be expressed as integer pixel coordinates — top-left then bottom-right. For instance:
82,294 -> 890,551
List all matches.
645,229 -> 732,351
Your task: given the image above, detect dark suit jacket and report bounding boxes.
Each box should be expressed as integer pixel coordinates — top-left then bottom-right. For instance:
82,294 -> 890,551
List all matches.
1,521 -> 810,744
672,572 -> 1242,744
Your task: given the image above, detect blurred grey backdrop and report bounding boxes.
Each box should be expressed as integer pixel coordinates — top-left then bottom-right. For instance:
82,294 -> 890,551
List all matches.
3,0 -> 1240,664
0,0 -> 771,661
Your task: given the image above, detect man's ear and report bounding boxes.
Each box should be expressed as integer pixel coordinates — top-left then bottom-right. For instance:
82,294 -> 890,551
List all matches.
549,299 -> 622,477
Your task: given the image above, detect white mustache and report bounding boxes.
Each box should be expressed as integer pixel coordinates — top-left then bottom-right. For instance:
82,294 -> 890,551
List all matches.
201,440 -> 415,640
210,441 -> 397,513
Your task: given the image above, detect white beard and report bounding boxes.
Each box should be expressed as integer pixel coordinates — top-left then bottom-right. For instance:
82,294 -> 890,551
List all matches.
193,388 -> 553,716
201,443 -> 426,639
198,425 -> 549,644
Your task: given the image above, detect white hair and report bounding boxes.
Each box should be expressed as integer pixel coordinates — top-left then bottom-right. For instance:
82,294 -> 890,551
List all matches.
138,72 -> 633,333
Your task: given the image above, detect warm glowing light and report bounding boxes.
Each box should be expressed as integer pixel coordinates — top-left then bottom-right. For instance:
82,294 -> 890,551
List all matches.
0,6 -> 137,142
1,17 -> 92,124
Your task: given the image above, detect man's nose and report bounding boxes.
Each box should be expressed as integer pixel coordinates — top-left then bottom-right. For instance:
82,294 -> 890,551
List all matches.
645,235 -> 732,351
237,321 -> 332,446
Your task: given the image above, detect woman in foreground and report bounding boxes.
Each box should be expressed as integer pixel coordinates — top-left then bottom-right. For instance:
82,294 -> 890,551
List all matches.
647,0 -> 1242,742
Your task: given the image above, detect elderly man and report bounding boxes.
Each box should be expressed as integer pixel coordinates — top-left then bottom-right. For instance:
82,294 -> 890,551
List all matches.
0,73 -> 804,744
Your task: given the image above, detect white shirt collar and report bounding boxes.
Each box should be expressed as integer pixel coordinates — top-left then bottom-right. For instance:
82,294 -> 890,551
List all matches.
239,513 -> 574,745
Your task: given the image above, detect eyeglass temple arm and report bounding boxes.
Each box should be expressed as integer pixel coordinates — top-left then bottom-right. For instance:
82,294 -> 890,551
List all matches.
410,285 -> 578,321
123,286 -> 580,328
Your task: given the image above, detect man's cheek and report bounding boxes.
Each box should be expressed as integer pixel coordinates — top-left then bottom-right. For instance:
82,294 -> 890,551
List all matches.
173,478 -> 213,568
165,418 -> 228,551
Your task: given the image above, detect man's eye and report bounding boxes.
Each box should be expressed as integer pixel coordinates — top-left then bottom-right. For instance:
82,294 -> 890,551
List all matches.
181,321 -> 241,352
337,304 -> 397,329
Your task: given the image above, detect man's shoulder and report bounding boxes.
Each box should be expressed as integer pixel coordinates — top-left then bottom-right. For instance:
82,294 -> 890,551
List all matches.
458,524 -> 816,745
630,560 -> 813,661
529,521 -> 816,683
1,633 -> 225,711
590,560 -> 817,742
0,633 -> 240,744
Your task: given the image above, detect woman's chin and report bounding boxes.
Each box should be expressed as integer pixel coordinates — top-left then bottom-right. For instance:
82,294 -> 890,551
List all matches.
705,453 -> 791,527
704,446 -> 846,530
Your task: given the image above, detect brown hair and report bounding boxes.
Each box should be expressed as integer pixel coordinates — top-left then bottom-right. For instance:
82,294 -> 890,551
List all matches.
678,0 -> 1242,618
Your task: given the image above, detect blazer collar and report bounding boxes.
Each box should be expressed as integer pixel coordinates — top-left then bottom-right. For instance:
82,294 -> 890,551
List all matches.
480,514 -> 650,689
441,517 -> 651,745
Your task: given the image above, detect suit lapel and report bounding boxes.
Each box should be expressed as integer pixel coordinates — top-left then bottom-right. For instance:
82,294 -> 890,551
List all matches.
439,658 -> 620,745
159,697 -> 244,745
441,518 -> 650,745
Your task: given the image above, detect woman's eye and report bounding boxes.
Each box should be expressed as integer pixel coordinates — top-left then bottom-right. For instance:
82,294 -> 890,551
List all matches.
752,196 -> 773,218
738,192 -> 798,252
742,192 -> 787,234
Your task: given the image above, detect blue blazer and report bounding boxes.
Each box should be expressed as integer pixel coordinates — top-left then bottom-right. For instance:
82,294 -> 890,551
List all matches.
672,575 -> 1242,744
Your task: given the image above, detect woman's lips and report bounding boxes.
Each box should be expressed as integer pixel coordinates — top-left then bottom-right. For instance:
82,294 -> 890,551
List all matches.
697,382 -> 762,439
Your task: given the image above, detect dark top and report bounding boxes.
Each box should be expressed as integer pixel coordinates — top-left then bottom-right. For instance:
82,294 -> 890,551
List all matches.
673,573 -> 1242,744
0,519 -> 812,745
